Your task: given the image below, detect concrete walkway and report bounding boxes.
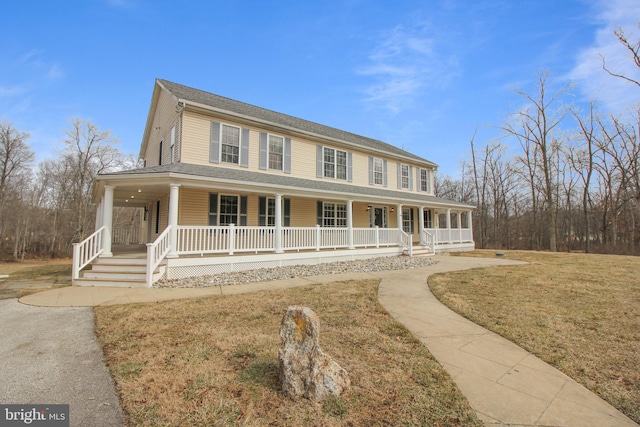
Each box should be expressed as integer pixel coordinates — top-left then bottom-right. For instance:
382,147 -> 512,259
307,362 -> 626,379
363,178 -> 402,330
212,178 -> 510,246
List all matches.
18,255 -> 639,426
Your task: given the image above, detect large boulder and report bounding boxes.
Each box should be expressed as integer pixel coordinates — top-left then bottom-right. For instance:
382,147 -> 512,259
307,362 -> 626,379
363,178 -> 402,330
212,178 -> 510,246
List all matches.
278,306 -> 350,401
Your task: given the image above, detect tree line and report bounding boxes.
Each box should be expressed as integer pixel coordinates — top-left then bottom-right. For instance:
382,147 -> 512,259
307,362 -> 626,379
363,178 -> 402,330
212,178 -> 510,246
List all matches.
436,28 -> 640,254
0,119 -> 136,260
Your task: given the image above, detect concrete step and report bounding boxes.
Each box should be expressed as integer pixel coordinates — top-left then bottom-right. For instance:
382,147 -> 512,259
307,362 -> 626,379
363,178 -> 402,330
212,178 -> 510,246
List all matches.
91,264 -> 147,273
73,277 -> 148,288
94,257 -> 147,265
82,271 -> 146,280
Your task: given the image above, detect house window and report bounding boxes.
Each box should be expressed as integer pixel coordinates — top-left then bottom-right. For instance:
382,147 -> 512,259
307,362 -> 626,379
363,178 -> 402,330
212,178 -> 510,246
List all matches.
373,158 -> 384,185
420,169 -> 431,192
209,193 -> 247,226
322,202 -> 347,227
323,147 -> 348,180
423,209 -> 432,228
158,140 -> 163,166
269,135 -> 284,170
155,200 -> 161,234
401,164 -> 410,189
221,124 -> 240,164
266,198 -> 276,226
402,207 -> 414,233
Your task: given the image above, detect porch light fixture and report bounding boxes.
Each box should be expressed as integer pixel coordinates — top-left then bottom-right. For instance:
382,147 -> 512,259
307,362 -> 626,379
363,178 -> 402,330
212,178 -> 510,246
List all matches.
138,189 -> 142,193
390,207 -> 395,213
367,205 -> 371,211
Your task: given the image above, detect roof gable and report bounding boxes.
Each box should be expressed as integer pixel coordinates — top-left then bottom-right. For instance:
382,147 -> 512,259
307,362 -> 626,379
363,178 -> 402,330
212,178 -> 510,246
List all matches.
156,79 -> 437,167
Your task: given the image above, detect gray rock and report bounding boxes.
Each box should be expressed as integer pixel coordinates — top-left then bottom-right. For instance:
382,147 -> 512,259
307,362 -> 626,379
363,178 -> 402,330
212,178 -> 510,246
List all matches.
278,306 -> 350,401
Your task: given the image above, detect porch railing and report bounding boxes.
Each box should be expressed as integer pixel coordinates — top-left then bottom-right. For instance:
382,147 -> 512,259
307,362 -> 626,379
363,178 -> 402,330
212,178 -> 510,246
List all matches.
72,226 -> 105,280
425,228 -> 473,244
176,225 -> 406,255
146,225 -> 172,287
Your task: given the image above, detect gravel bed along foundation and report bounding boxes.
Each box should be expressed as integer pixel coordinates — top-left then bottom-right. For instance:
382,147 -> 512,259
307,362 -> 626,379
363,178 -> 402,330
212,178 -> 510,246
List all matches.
156,255 -> 437,288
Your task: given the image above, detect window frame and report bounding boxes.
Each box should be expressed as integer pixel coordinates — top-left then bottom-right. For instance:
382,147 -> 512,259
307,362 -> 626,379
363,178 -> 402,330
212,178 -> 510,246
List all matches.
220,124 -> 241,165
420,168 -> 431,192
401,164 -> 410,189
268,134 -> 284,171
323,147 -> 348,180
322,202 -> 348,228
373,157 -> 384,185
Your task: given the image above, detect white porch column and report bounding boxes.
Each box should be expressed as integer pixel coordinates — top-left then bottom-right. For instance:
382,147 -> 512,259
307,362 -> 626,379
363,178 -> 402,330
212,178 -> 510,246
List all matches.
468,210 -> 474,242
347,200 -> 354,249
101,185 -> 114,257
418,206 -> 426,245
167,184 -> 180,258
446,208 -> 452,243
274,193 -> 284,254
396,204 -> 403,245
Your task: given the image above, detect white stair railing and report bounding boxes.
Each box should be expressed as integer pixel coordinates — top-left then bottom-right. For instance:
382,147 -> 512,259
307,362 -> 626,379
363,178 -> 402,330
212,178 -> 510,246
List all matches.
72,227 -> 105,281
399,230 -> 413,256
423,230 -> 435,253
146,226 -> 172,287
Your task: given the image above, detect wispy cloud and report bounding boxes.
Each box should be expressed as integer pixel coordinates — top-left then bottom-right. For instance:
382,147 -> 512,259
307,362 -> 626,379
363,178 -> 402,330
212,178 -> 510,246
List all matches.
357,22 -> 457,113
568,0 -> 640,111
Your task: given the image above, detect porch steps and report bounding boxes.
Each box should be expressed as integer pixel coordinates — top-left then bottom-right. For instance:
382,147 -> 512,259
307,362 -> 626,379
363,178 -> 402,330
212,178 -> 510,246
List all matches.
75,256 -> 166,288
411,247 -> 435,256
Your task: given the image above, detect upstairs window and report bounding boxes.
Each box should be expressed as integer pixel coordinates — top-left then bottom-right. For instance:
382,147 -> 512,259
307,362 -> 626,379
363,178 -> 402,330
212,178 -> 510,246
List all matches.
210,121 -> 249,167
401,164 -> 410,189
419,168 -> 431,192
368,156 -> 387,186
269,135 -> 284,170
374,158 -> 384,185
221,124 -> 240,164
318,146 -> 351,181
158,140 -> 163,166
397,163 -> 413,190
170,126 -> 175,164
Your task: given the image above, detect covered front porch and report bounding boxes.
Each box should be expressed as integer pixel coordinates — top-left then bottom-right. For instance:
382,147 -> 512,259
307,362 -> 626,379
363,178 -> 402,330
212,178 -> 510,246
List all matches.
74,165 -> 474,287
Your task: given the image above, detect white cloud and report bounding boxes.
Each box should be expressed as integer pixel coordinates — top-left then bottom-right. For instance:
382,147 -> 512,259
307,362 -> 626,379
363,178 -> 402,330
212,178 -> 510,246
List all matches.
357,23 -> 456,113
568,0 -> 640,111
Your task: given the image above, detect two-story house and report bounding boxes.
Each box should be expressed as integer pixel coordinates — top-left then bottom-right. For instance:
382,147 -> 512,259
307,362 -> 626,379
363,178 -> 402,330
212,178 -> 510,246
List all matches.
73,79 -> 474,287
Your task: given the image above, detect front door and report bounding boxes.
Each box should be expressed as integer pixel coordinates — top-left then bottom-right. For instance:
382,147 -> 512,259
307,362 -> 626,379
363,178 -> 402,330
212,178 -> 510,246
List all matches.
370,206 -> 388,228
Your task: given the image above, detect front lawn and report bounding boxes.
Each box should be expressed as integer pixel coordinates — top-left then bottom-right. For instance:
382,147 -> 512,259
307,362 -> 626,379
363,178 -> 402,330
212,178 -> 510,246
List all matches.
430,250 -> 640,424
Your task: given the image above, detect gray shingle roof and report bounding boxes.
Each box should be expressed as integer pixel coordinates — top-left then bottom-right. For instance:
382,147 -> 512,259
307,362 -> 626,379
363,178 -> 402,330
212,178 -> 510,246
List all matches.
157,79 -> 436,166
100,163 -> 473,209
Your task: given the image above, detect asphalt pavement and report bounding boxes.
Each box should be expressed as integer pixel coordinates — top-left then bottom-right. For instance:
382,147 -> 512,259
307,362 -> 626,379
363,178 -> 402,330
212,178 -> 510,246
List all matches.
0,299 -> 124,427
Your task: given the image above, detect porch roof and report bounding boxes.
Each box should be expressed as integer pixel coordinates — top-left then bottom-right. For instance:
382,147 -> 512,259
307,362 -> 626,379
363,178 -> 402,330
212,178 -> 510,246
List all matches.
95,163 -> 475,210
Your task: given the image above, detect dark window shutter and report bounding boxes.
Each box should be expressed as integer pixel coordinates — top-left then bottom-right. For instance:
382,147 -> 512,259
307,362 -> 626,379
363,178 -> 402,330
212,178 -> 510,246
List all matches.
284,137 -> 291,173
239,195 -> 248,225
208,193 -> 218,226
368,156 -> 374,185
210,121 -> 220,163
316,201 -> 323,225
158,140 -> 163,166
397,163 -> 402,189
259,132 -> 267,170
284,198 -> 291,226
258,196 -> 266,226
316,145 -> 323,178
240,128 -> 250,167
347,152 -> 353,182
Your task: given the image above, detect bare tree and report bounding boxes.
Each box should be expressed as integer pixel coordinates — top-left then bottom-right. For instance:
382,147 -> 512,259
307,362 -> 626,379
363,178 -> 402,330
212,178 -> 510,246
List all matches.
502,70 -> 569,251
601,24 -> 640,87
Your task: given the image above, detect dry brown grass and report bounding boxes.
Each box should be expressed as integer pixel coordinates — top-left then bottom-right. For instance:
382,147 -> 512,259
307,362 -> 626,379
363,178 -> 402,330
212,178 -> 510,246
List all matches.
430,250 -> 640,424
95,279 -> 481,427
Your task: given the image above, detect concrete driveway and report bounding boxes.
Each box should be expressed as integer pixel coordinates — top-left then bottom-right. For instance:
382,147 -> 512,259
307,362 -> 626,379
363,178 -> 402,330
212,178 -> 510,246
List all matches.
0,299 -> 124,427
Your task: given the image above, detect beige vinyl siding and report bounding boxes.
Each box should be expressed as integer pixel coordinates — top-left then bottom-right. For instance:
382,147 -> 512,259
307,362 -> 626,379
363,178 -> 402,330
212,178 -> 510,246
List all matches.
179,188 -> 209,226
179,108 -> 434,195
144,89 -> 181,167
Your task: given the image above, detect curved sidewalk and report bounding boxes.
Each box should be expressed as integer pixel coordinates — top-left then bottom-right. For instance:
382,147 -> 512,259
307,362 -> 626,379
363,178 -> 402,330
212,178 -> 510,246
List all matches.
377,256 -> 638,427
20,255 -> 638,426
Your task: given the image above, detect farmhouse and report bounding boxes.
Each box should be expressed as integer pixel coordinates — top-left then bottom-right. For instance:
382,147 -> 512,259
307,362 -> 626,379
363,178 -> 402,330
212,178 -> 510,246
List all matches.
73,79 -> 474,287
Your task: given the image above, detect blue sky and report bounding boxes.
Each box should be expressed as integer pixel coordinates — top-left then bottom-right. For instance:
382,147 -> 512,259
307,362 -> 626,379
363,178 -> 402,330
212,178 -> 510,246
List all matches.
2,0 -> 639,176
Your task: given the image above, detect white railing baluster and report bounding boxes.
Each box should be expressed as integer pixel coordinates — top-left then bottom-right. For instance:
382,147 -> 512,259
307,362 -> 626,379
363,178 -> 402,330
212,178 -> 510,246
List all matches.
72,226 -> 106,281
